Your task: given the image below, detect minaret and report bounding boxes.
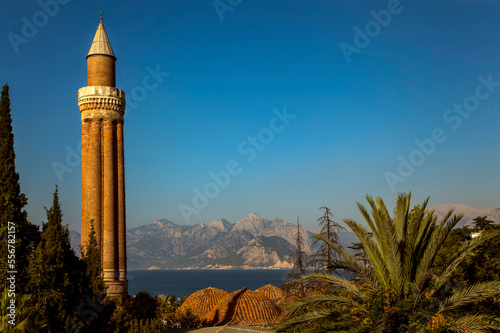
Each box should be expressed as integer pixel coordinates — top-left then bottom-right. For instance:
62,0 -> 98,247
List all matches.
78,14 -> 128,299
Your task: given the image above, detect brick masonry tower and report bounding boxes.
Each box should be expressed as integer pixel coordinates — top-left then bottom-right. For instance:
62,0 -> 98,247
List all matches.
78,15 -> 128,299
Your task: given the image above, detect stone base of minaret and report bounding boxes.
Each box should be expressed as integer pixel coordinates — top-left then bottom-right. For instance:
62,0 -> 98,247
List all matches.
105,281 -> 129,299
103,269 -> 128,298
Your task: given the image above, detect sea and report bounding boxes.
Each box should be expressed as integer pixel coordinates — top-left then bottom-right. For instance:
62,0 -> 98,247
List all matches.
127,269 -> 291,298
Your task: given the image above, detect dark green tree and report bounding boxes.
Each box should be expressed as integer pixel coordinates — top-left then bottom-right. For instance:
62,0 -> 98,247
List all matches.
0,83 -> 40,292
469,217 -> 500,282
75,219 -> 115,333
82,220 -> 106,299
472,215 -> 495,232
28,186 -> 84,331
129,291 -> 157,320
434,216 -> 500,284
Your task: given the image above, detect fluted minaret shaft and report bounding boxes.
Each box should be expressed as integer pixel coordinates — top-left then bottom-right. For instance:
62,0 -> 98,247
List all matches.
90,119 -> 102,251
117,121 -> 127,282
81,119 -> 91,252
102,119 -> 117,281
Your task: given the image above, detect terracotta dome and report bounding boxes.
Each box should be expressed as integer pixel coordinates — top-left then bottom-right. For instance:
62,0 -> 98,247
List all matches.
203,287 -> 283,326
180,287 -> 228,317
255,284 -> 286,303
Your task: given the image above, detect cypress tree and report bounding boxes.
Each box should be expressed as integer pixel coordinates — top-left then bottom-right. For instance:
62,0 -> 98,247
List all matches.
83,220 -> 106,299
0,83 -> 39,292
76,222 -> 114,333
29,186 -> 83,331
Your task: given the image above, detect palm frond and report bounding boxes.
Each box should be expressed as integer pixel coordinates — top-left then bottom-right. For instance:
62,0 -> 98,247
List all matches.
312,234 -> 379,289
356,200 -> 377,241
277,308 -> 354,333
368,197 -> 391,261
438,280 -> 500,313
328,259 -> 379,290
380,203 -> 401,293
343,218 -> 391,289
372,307 -> 398,333
301,272 -> 362,298
394,192 -> 410,243
407,197 -> 429,246
414,212 -> 462,294
404,197 -> 429,294
283,294 -> 363,319
394,193 -> 412,292
447,313 -> 500,333
412,209 -> 438,260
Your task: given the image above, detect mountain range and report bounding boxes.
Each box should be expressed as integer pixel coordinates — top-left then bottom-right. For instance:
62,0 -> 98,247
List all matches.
430,204 -> 500,228
70,213 -> 317,270
69,204 -> 499,270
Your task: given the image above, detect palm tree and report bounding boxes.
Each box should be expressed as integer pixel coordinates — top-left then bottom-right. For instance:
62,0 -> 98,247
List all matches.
277,193 -> 500,333
0,289 -> 48,332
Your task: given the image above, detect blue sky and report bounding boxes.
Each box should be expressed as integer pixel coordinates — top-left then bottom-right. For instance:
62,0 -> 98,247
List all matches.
1,0 -> 499,231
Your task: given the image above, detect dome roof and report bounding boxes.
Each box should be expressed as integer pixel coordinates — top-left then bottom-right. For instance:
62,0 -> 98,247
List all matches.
255,284 -> 285,303
180,287 -> 228,317
203,287 -> 283,326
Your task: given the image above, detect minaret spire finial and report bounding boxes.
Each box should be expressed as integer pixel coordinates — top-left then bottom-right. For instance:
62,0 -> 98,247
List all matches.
87,11 -> 115,59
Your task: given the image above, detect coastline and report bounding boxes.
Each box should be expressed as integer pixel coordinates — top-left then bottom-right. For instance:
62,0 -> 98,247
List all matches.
141,266 -> 292,271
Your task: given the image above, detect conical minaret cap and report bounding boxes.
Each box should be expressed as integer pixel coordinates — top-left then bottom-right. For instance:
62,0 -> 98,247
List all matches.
87,14 -> 116,59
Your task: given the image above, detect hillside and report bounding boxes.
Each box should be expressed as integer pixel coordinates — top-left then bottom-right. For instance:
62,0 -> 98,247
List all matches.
430,204 -> 500,228
233,213 -> 314,253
